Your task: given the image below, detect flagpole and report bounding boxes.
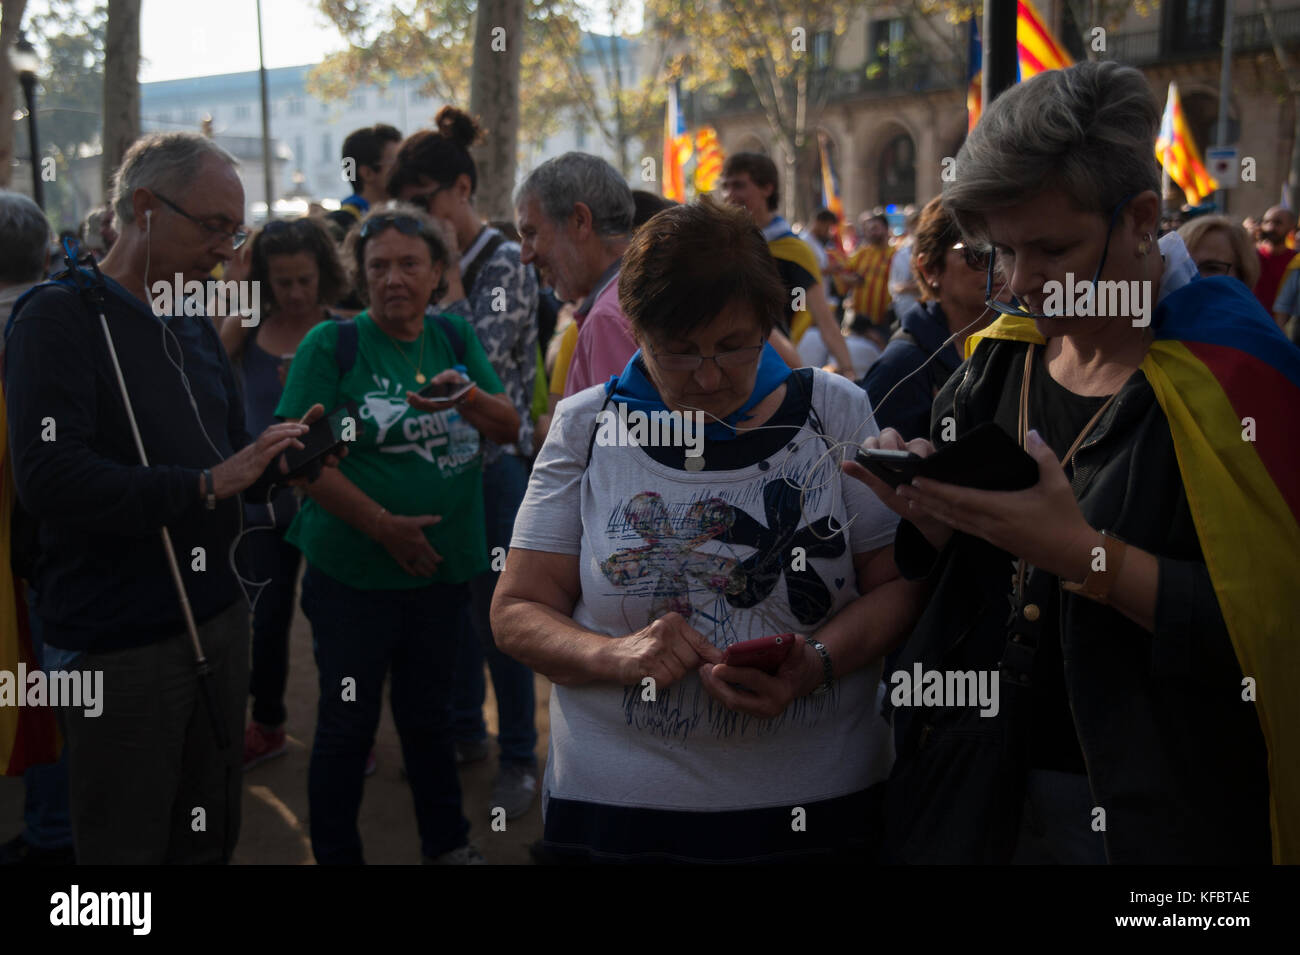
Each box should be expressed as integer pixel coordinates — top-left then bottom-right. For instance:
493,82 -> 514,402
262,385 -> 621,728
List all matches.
1213,0 -> 1235,213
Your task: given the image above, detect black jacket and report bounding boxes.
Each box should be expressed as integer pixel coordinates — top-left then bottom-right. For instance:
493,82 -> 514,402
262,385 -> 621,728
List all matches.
4,273 -> 251,652
882,335 -> 1271,864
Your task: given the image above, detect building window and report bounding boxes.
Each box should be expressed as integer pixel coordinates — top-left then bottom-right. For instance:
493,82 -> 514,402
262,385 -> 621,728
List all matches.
235,104 -> 251,121
350,92 -> 366,111
156,112 -> 172,125
1165,0 -> 1223,56
288,98 -> 304,116
181,108 -> 197,124
294,135 -> 306,165
813,30 -> 832,70
866,17 -> 916,89
877,133 -> 916,208
321,133 -> 333,164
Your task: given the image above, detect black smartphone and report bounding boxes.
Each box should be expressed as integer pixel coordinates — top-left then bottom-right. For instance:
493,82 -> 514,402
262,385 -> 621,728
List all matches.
416,378 -> 474,403
855,423 -> 1039,492
855,448 -> 924,488
280,401 -> 359,480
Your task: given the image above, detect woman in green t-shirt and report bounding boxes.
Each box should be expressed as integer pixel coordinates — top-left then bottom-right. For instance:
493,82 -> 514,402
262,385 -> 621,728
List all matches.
276,205 -> 519,864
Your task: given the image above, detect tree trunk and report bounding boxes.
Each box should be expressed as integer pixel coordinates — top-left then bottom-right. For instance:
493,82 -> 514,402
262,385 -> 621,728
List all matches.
1259,0 -> 1300,208
0,0 -> 31,191
101,0 -> 141,201
469,0 -> 523,222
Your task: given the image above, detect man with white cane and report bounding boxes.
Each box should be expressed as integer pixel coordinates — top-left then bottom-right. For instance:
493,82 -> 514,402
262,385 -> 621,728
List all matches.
4,133 -> 334,864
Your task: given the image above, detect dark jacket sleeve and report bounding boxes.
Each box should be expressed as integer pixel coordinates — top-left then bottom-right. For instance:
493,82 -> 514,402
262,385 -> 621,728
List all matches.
1151,556 -> 1241,681
863,342 -> 932,440
4,290 -> 202,536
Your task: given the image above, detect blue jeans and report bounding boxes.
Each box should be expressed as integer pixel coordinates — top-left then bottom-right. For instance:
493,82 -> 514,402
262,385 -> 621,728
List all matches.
302,566 -> 471,864
246,523 -> 302,727
451,453 -> 538,766
22,590 -> 73,851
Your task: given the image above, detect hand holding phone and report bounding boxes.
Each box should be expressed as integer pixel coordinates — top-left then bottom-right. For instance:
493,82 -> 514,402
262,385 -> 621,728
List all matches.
721,633 -> 796,675
408,369 -> 474,409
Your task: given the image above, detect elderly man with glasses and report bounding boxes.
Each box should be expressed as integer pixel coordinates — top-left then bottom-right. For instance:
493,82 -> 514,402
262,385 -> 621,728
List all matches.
4,132 -> 333,864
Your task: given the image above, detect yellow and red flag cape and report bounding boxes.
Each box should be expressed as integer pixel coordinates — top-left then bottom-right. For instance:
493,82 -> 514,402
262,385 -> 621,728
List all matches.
966,279 -> 1300,862
0,390 -> 61,775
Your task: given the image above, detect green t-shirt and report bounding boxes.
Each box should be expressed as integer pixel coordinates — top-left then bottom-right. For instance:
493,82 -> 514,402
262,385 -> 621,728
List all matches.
275,311 -> 504,590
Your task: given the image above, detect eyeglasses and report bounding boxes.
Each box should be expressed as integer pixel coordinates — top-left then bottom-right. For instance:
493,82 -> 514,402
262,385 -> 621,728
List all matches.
1197,259 -> 1235,277
650,344 -> 765,372
952,241 -> 991,271
403,186 -> 447,213
360,214 -> 430,240
983,192 -> 1137,319
154,193 -> 249,249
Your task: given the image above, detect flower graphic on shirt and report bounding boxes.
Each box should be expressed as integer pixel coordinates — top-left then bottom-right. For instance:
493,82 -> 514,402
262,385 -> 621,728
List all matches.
720,479 -> 845,626
600,492 -> 745,622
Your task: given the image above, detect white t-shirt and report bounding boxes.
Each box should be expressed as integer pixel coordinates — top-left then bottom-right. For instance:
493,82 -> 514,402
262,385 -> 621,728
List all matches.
511,370 -> 899,813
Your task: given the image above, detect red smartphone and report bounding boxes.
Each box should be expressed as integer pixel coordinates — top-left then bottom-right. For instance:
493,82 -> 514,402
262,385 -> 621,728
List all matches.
721,633 -> 796,675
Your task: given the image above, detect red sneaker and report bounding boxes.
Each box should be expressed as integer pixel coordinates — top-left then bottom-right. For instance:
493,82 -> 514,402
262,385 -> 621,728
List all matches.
243,722 -> 287,771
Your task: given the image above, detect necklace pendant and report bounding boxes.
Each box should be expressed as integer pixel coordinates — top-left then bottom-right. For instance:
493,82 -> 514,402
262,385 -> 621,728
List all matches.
415,373 -> 427,384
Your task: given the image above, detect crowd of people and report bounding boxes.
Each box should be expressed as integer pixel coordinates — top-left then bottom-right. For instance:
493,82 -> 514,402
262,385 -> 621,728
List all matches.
1,58 -> 1296,866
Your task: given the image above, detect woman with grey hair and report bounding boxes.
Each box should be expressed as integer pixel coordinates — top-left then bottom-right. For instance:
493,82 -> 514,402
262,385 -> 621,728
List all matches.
275,203 -> 519,864
846,60 -> 1297,863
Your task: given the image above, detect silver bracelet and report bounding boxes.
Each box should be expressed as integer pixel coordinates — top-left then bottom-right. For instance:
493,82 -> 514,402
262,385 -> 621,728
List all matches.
806,637 -> 833,696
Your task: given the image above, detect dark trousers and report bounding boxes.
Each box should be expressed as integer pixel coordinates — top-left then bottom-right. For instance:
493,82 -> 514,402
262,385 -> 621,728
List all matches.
451,453 -> 538,765
246,524 -> 302,727
21,589 -> 72,850
58,599 -> 249,864
302,566 -> 471,864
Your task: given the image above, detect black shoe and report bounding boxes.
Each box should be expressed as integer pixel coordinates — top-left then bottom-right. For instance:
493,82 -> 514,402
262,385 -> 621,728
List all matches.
0,833 -> 76,866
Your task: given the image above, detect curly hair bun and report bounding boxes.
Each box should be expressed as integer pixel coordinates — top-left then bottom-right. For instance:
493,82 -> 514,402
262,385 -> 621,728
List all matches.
435,107 -> 484,148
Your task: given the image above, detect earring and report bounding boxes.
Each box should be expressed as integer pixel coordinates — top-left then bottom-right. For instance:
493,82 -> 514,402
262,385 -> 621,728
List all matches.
1136,233 -> 1152,257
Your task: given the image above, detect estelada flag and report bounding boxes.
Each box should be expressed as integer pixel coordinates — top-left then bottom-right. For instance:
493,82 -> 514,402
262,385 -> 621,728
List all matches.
0,391 -> 61,776
967,1 -> 1072,130
662,81 -> 692,202
693,126 -> 723,193
1156,81 -> 1219,205
965,280 -> 1300,864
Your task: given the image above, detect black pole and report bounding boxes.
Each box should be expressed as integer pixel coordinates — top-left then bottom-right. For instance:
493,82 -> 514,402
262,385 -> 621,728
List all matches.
20,74 -> 43,210
982,0 -> 1018,108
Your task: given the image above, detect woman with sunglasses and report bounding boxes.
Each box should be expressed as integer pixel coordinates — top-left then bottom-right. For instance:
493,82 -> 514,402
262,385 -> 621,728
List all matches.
219,217 -> 348,772
845,61 -> 1297,864
275,204 -> 520,864
862,196 -> 997,440
492,197 -> 919,863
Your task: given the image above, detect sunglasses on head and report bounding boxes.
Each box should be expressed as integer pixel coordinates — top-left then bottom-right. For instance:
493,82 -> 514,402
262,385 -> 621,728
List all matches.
359,214 -> 429,240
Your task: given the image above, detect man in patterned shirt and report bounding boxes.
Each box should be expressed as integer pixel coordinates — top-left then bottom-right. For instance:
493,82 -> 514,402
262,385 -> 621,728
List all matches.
847,213 -> 895,343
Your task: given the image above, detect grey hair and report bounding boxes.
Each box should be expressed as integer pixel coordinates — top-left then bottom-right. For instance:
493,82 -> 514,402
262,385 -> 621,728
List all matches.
943,60 -> 1161,246
514,151 -> 634,238
0,190 -> 51,284
111,132 -> 239,227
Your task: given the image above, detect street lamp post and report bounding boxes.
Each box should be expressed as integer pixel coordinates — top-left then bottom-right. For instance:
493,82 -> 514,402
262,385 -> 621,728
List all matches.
10,32 -> 43,210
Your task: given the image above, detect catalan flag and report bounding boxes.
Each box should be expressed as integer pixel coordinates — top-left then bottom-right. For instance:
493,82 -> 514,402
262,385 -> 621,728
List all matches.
817,133 -> 843,224
967,18 -> 982,133
966,280 -> 1300,864
0,392 -> 60,776
1156,81 -> 1219,206
662,81 -> 692,202
966,0 -> 1073,130
693,126 -> 724,193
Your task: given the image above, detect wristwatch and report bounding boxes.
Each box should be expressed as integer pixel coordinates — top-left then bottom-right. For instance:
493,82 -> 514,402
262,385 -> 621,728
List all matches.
1061,529 -> 1128,603
806,636 -> 833,696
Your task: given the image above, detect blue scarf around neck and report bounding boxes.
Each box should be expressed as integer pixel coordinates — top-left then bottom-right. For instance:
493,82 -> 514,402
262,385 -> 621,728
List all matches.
603,343 -> 793,441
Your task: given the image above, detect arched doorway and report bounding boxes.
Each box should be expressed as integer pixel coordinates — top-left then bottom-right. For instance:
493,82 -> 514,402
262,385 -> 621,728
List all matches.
878,131 -> 917,209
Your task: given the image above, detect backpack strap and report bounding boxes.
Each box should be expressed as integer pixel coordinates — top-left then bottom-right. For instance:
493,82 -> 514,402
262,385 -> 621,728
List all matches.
461,231 -> 507,297
432,312 -> 466,365
335,317 -> 359,374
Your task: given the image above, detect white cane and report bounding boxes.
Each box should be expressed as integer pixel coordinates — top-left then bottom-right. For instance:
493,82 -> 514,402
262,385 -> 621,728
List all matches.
96,310 -> 230,751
